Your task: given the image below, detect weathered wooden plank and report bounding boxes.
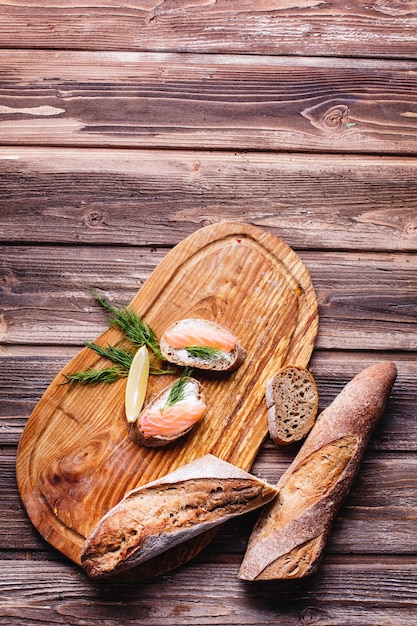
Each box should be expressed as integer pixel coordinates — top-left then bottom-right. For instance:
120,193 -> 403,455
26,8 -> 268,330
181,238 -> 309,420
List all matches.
4,444 -> 417,552
1,350 -> 412,451
2,52 -> 417,152
0,557 -> 417,625
0,452 -> 40,549
1,2 -> 417,59
2,147 -> 417,251
1,245 -> 416,351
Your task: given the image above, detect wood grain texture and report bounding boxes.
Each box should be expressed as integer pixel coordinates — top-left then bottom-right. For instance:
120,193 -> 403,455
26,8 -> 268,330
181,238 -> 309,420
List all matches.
1,2 -> 417,58
1,557 -> 417,626
2,0 -> 417,619
2,350 -> 415,453
1,245 -> 416,351
2,147 -> 417,251
2,52 -> 417,152
6,446 -> 417,554
15,222 -> 318,577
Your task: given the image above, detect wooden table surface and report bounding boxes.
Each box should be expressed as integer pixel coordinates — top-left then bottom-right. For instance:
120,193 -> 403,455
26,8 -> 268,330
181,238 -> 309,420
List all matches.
1,3 -> 417,625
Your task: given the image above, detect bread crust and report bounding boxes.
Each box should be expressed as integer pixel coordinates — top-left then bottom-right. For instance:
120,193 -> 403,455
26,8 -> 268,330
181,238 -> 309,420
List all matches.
160,318 -> 246,371
80,454 -> 278,578
239,361 -> 397,581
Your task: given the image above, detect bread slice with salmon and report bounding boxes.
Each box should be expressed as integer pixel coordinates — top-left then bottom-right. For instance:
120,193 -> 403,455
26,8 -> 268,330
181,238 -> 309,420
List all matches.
129,373 -> 207,447
160,318 -> 246,371
239,361 -> 397,581
80,454 -> 279,578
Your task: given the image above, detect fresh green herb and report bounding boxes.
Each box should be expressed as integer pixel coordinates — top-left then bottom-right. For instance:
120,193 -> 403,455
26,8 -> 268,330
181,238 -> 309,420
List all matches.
63,366 -> 127,385
186,345 -> 223,360
62,291 -> 173,385
85,341 -> 135,370
91,289 -> 120,317
92,289 -> 162,358
149,363 -> 176,376
85,341 -> 172,376
162,367 -> 193,410
63,346 -> 173,385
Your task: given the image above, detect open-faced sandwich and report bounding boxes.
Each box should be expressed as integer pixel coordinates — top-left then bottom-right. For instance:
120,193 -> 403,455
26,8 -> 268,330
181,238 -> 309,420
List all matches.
160,318 -> 246,371
129,370 -> 207,447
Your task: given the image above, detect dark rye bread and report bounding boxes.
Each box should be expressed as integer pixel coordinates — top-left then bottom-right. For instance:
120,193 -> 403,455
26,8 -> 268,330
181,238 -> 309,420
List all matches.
80,455 -> 278,578
129,377 -> 205,448
160,318 -> 246,371
239,361 -> 397,581
266,366 -> 319,446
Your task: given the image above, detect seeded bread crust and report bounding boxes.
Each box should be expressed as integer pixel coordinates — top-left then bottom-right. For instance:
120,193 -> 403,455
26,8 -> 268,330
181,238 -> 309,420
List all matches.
239,361 -> 397,581
266,365 -> 319,446
160,318 -> 246,371
80,454 -> 278,578
129,377 -> 205,448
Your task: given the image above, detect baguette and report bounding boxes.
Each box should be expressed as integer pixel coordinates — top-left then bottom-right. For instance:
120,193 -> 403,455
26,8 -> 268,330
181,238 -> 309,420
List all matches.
160,318 -> 246,371
266,365 -> 318,445
239,361 -> 397,581
81,454 -> 278,578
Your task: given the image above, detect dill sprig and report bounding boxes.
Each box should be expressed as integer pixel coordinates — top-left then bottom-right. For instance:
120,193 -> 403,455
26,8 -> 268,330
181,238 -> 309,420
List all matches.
62,290 -> 172,386
63,344 -> 173,385
149,362 -> 176,376
84,341 -> 135,370
186,345 -> 223,360
63,366 -> 127,385
92,290 -> 162,359
85,341 -> 172,375
162,367 -> 193,410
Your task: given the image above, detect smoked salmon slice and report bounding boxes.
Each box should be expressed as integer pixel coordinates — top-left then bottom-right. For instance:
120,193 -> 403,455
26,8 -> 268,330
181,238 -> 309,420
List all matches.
160,318 -> 246,371
139,394 -> 207,438
163,318 -> 237,352
130,376 -> 207,447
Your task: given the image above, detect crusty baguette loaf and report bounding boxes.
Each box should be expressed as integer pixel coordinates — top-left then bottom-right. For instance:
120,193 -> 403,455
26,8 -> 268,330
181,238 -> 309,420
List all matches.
160,318 -> 246,371
266,365 -> 318,445
81,454 -> 278,578
239,361 -> 397,581
129,376 -> 206,448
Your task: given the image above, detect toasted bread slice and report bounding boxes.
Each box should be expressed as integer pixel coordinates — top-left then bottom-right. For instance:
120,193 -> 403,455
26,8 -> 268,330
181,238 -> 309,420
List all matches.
266,365 -> 318,446
160,318 -> 246,371
129,376 -> 206,448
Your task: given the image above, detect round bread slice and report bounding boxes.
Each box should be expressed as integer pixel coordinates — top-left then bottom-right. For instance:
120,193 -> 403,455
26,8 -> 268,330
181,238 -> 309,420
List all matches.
129,376 -> 207,448
266,365 -> 318,446
160,318 -> 246,371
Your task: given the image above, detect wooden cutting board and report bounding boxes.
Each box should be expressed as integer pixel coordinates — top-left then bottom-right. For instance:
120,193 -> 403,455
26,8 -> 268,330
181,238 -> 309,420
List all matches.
16,222 -> 319,580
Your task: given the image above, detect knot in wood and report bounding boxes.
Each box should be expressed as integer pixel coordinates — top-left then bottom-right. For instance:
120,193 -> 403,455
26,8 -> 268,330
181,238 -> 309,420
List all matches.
85,211 -> 103,228
301,100 -> 352,132
0,268 -> 19,292
405,221 -> 417,237
322,104 -> 349,129
300,606 -> 328,624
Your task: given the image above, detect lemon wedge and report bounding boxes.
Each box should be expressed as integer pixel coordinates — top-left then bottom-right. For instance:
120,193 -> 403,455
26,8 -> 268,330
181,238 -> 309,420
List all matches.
125,345 -> 150,423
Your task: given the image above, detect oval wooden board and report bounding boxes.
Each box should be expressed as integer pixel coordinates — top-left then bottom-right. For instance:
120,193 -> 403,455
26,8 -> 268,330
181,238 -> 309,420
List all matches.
16,222 -> 318,580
